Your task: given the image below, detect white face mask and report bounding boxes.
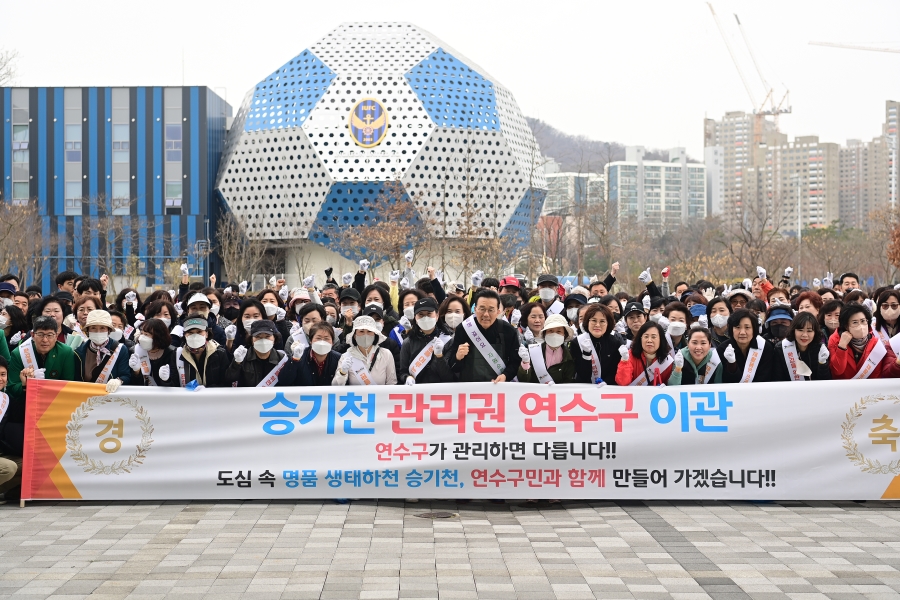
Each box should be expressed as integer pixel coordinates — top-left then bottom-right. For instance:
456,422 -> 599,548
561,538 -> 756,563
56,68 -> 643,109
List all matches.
544,333 -> 565,348
710,314 -> 728,329
326,315 -> 336,325
758,315 -> 764,326
243,318 -> 259,331
109,328 -> 123,341
254,338 -> 274,353
343,304 -> 359,316
264,303 -> 278,317
89,331 -> 109,346
356,333 -> 375,348
445,313 -> 463,329
649,313 -> 661,323
403,306 -> 415,320
566,308 -> 579,322
138,335 -> 154,350
311,340 -> 332,355
417,316 -> 437,331
667,322 -> 686,337
539,288 -> 556,302
883,307 -> 900,321
210,303 -> 220,316
193,308 -> 210,319
186,334 -> 206,349
159,317 -> 171,328
366,301 -> 383,310
1,298 -> 12,308
373,321 -> 384,332
0,316 -> 7,328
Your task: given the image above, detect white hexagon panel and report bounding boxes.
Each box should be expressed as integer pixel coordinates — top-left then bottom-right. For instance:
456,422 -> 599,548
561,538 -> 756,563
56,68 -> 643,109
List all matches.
216,22 -> 547,254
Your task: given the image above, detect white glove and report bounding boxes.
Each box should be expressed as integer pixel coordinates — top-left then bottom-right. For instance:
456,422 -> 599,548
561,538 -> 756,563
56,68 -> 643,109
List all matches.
433,338 -> 445,356
342,273 -> 353,286
756,266 -> 766,280
278,286 -> 289,302
290,321 -> 301,335
167,289 -> 176,301
293,343 -> 304,360
359,259 -> 370,272
158,365 -> 170,382
134,313 -> 145,323
518,346 -> 530,362
863,298 -> 876,314
638,267 -> 652,284
784,266 -> 793,278
233,345 -> 248,363
618,346 -> 630,361
471,270 -> 484,287
823,272 -> 834,289
34,368 -> 46,380
510,309 -> 521,326
10,331 -> 22,345
302,275 -> 315,288
578,335 -> 593,354
895,283 -> 900,291
225,324 -> 237,340
723,345 -> 737,364
743,278 -> 752,290
524,329 -> 535,342
340,353 -> 352,373
818,344 -> 830,364
63,313 -> 77,329
813,278 -> 821,288
657,316 -> 670,331
564,280 -> 573,293
129,354 -> 140,371
435,270 -> 443,284
405,376 -> 415,386
238,281 -> 248,295
224,286 -> 233,295
400,277 -> 410,290
174,302 -> 183,317
642,296 -> 651,310
275,307 -> 286,321
674,351 -> 684,368
269,276 -> 277,288
125,291 -> 137,303
180,263 -> 189,276
399,316 -> 411,330
702,287 -> 715,301
405,249 -> 414,263
615,320 -> 626,334
171,325 -> 184,338
698,315 -> 708,328
390,270 -> 400,282
105,378 -> 121,393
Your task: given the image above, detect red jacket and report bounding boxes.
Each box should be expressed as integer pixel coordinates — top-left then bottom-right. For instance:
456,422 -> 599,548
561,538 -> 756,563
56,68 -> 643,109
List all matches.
615,353 -> 673,386
828,330 -> 900,379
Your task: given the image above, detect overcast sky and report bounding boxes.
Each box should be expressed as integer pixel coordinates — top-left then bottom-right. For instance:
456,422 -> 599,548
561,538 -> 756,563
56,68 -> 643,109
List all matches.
3,0 -> 898,158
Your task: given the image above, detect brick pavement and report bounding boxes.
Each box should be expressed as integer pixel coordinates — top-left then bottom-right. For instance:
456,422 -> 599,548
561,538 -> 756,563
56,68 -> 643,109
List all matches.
1,499 -> 900,599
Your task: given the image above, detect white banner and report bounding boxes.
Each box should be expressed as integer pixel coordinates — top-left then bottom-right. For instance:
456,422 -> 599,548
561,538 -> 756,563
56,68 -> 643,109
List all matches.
21,379 -> 900,501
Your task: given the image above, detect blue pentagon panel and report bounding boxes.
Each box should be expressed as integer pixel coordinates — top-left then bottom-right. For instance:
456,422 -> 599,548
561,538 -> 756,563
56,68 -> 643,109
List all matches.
501,188 -> 547,248
308,182 -> 420,259
404,48 -> 501,131
244,50 -> 336,132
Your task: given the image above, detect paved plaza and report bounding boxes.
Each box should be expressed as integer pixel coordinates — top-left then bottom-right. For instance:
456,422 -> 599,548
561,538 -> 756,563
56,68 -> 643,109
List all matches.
2,499 -> 900,599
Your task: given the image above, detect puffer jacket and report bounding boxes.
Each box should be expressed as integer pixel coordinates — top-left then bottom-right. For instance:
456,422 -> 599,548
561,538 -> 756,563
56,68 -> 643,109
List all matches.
180,341 -> 230,387
224,347 -> 300,387
398,325 -> 455,384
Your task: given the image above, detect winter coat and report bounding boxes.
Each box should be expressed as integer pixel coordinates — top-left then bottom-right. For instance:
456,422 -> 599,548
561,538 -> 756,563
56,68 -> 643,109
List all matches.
332,345 -> 397,386
714,337 -> 782,383
128,346 -> 180,387
518,342 -> 576,384
571,332 -> 624,384
295,347 -> 342,387
180,341 -> 230,387
73,339 -> 132,386
615,352 -> 673,386
668,348 -> 721,385
224,348 -> 299,387
398,326 -> 454,384
446,318 -> 522,382
828,331 -> 900,380
771,340 -> 832,382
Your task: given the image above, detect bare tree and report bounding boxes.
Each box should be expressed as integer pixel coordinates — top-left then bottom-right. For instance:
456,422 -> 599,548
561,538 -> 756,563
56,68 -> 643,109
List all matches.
0,197 -> 48,286
215,210 -> 269,284
0,48 -> 17,86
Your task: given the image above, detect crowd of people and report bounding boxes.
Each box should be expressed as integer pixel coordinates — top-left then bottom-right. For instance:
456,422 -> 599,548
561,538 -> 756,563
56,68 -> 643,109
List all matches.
1,253 -> 899,499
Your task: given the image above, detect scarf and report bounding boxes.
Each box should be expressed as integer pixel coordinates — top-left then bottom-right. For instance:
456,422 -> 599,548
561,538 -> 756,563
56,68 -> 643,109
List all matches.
850,334 -> 871,352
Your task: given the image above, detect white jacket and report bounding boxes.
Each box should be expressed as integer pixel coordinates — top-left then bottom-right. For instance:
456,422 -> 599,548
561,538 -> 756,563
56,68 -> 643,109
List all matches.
332,345 -> 397,386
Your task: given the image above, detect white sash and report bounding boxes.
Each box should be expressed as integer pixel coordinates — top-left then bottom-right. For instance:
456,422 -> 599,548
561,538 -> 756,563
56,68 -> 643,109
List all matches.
739,336 -> 767,383
0,392 -> 9,422
528,343 -> 554,384
701,350 -> 721,384
350,355 -> 375,385
123,325 -> 134,339
291,327 -> 309,348
134,343 -> 157,387
576,332 -> 602,381
547,300 -> 564,315
780,340 -> 805,381
462,315 -> 505,375
851,340 -> 887,380
876,326 -> 900,355
257,351 -> 290,388
629,354 -> 674,386
94,343 -> 123,384
176,347 -> 187,387
408,339 -> 437,378
20,337 -> 39,374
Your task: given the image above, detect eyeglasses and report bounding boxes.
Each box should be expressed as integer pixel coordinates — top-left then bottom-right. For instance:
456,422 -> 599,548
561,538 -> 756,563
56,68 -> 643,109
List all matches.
849,319 -> 868,327
33,332 -> 57,340
881,303 -> 900,310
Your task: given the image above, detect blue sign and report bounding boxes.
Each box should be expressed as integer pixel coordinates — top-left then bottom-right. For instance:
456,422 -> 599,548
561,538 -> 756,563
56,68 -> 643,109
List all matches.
348,98 -> 389,148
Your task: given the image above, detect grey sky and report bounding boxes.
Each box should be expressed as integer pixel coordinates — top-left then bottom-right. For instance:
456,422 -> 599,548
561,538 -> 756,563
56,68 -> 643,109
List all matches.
3,0 -> 897,159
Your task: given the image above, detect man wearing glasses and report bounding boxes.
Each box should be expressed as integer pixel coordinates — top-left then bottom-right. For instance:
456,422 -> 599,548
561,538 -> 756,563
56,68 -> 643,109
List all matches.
2,316 -> 76,455
445,289 -> 522,383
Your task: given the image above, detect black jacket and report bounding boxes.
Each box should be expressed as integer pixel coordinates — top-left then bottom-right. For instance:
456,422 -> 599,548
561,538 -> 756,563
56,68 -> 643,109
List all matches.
295,347 -> 342,387
771,340 -> 832,382
224,348 -> 300,387
130,346 -> 181,387
398,326 -> 454,384
571,332 -> 624,384
180,342 -> 230,387
715,337 -> 783,383
446,318 -> 522,382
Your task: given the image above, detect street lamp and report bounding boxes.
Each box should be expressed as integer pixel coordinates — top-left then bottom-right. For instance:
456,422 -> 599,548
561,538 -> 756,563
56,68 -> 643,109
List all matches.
791,173 -> 803,282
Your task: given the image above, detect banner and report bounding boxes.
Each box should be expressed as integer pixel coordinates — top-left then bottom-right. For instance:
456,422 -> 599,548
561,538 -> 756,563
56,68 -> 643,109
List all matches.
21,379 -> 900,501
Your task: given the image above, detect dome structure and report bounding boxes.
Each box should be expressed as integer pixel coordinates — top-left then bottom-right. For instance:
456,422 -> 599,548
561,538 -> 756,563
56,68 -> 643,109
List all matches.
215,22 -> 547,258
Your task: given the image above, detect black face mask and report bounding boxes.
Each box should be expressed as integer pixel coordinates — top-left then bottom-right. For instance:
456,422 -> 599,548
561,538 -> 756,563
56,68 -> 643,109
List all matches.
222,307 -> 241,321
611,312 -> 621,322
770,324 -> 789,340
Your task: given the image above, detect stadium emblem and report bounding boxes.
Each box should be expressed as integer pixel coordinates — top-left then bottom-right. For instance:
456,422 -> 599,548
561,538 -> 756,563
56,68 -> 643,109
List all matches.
348,97 -> 389,148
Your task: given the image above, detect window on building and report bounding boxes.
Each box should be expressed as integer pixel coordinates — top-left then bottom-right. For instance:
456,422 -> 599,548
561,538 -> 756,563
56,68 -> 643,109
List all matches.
65,125 -> 82,162
165,181 -> 182,214
12,182 -> 29,205
165,124 -> 182,162
112,124 -> 129,163
65,181 -> 82,215
111,181 -> 130,215
12,125 -> 29,163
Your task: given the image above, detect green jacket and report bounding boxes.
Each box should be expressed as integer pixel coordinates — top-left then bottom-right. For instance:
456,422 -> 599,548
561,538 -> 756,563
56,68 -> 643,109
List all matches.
668,347 -> 722,385
6,341 -> 76,423
0,330 -> 9,364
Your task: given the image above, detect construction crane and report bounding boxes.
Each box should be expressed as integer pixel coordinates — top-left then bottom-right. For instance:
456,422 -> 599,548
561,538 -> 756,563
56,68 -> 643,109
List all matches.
707,3 -> 792,143
809,41 -> 900,54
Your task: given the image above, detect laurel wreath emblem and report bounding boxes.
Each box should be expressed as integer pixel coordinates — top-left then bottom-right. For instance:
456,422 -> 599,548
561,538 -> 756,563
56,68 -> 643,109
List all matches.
66,395 -> 154,475
841,394 -> 900,475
